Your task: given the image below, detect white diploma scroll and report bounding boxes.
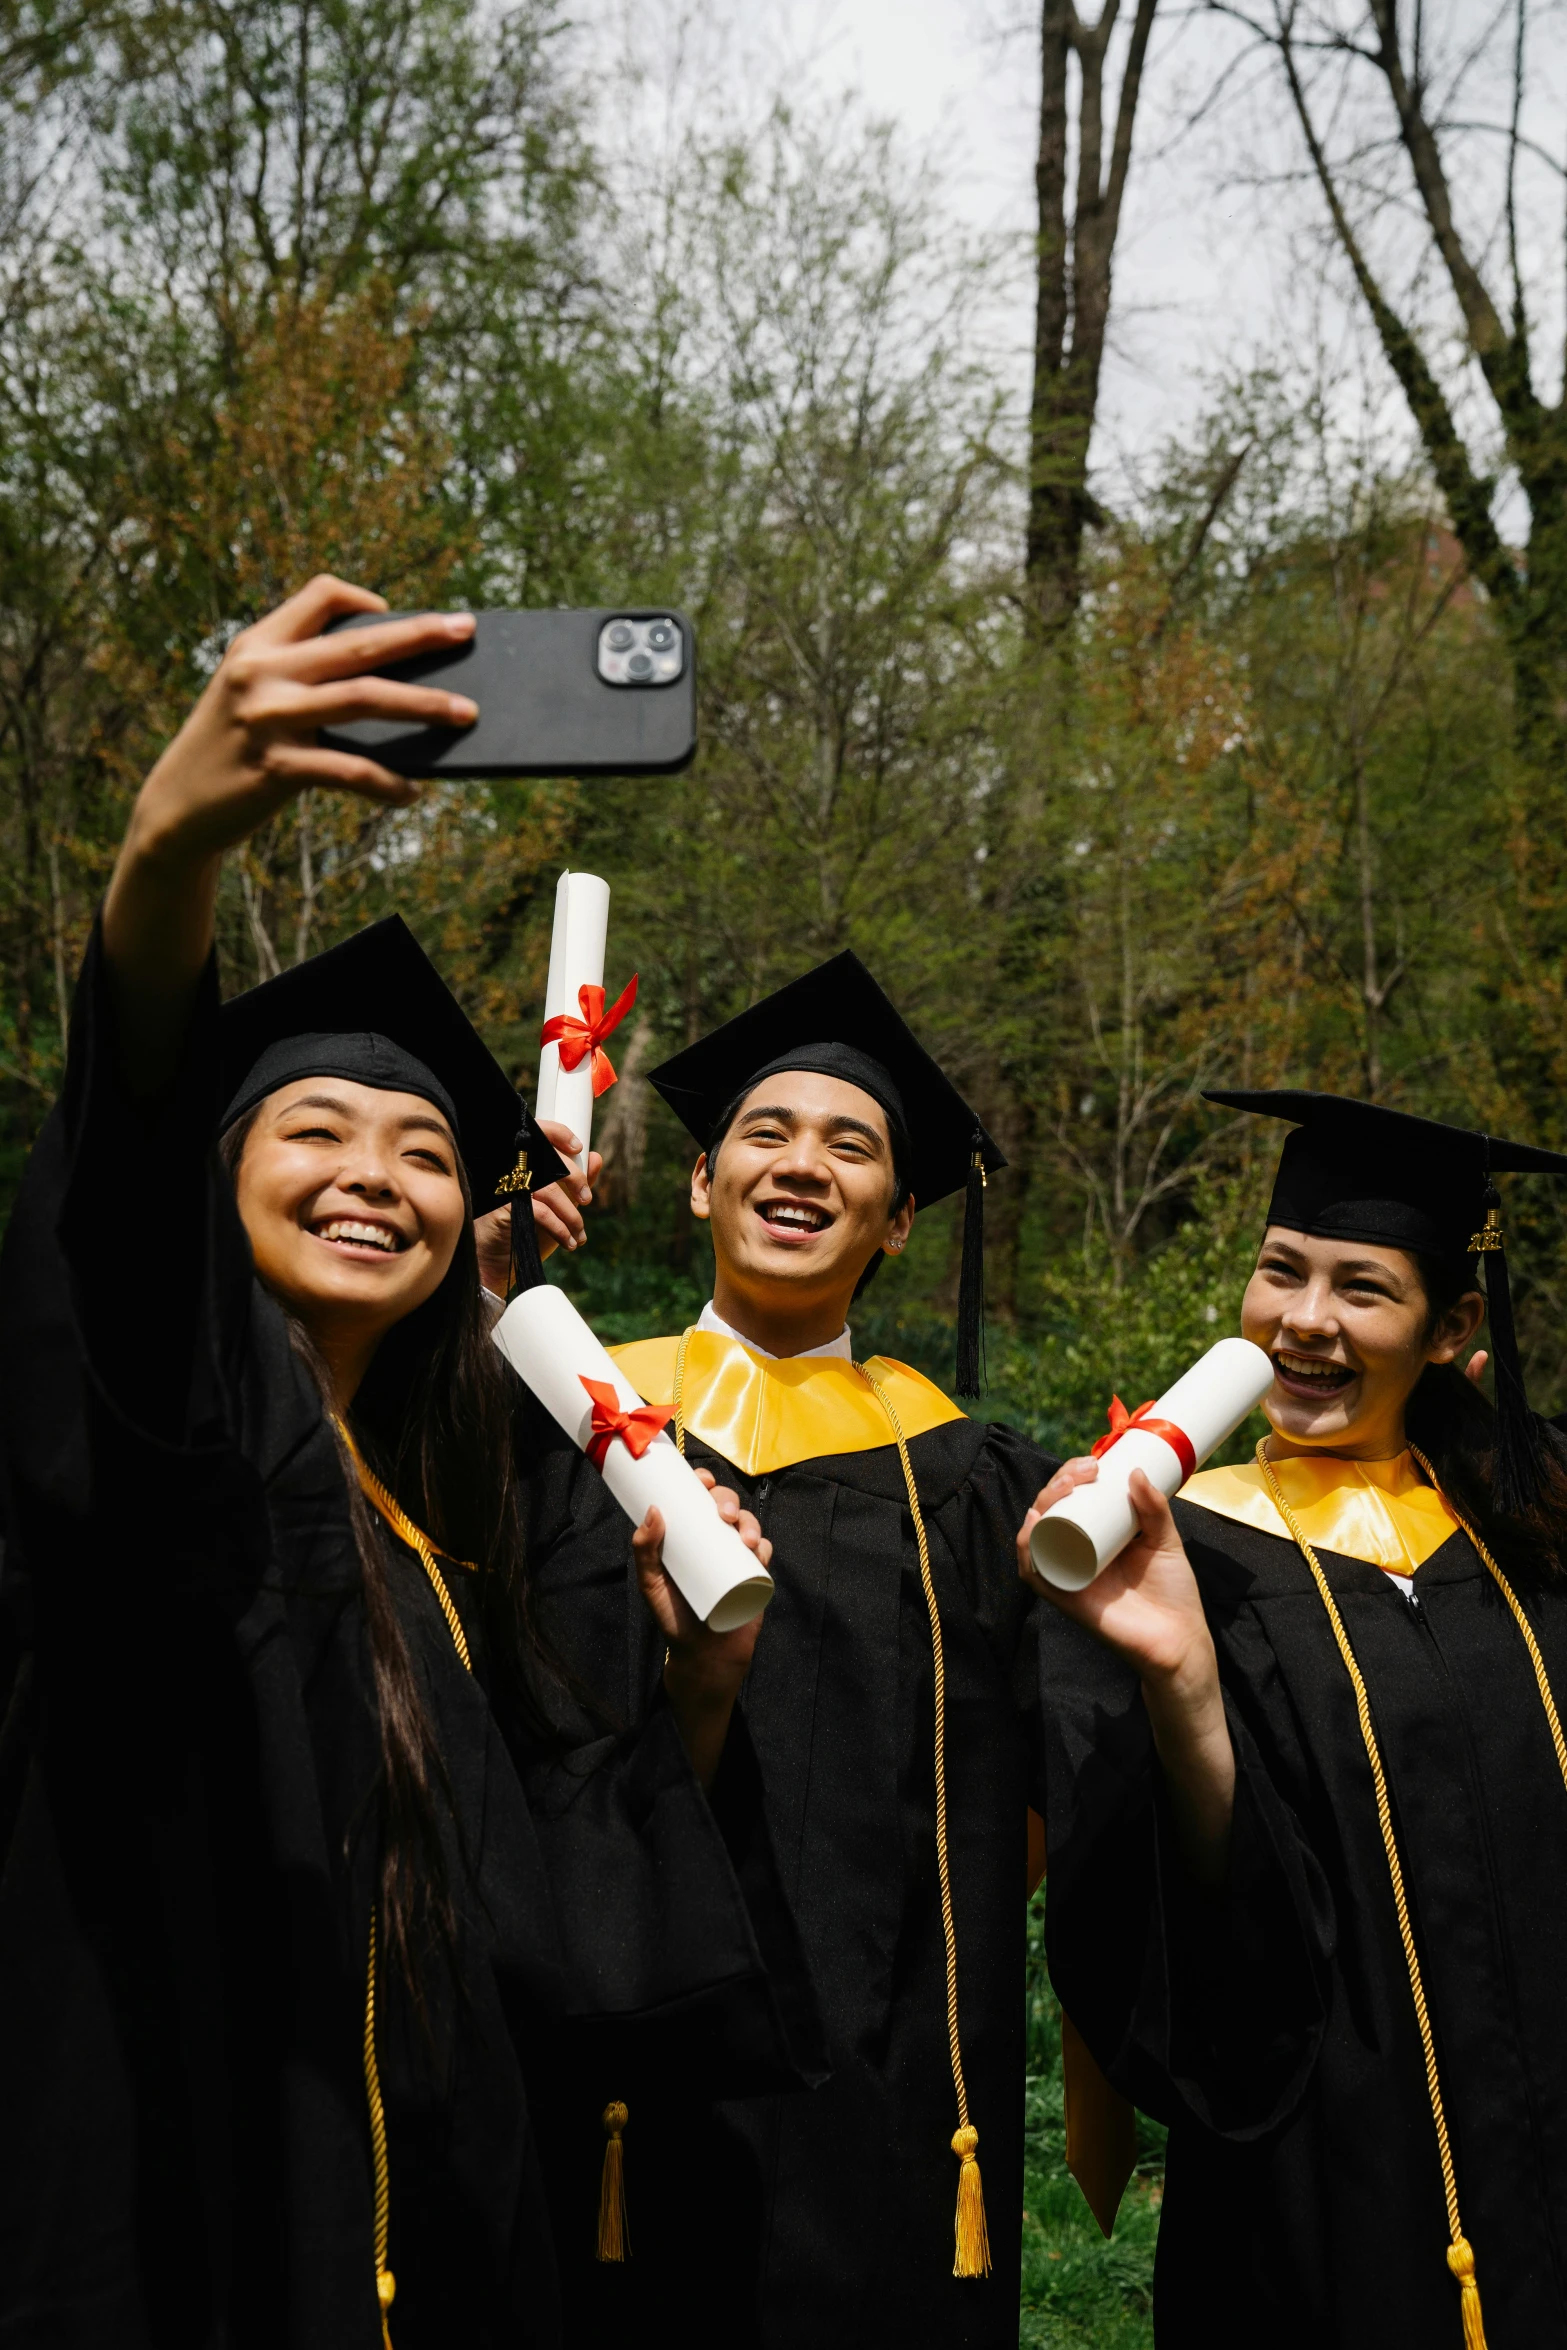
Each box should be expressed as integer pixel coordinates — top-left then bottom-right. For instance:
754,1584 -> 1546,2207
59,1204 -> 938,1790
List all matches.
534,871 -> 611,1163
1028,1337 -> 1274,1592
492,1284 -> 775,1632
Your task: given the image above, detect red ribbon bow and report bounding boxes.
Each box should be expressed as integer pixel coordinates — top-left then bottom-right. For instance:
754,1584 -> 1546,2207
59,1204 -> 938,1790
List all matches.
1090,1395 -> 1197,1483
580,1376 -> 673,1470
541,975 -> 639,1098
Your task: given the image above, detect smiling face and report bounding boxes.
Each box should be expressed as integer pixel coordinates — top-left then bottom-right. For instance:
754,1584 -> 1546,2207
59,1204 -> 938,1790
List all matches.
1241,1225 -> 1485,1458
233,1077 -> 468,1388
692,1070 -> 916,1336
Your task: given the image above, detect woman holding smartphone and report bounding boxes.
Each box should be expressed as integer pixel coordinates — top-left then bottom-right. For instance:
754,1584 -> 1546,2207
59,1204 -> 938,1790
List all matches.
0,578 -> 818,2350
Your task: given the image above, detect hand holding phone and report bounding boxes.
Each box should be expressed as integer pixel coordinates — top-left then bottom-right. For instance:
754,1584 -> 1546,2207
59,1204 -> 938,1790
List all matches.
319,608 -> 697,778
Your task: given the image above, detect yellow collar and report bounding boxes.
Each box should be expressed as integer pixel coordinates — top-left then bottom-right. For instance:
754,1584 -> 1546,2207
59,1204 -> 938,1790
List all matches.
1183,1450 -> 1461,1573
607,1330 -> 966,1477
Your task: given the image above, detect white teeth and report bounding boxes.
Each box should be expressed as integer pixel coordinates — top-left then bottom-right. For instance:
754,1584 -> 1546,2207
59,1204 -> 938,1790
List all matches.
1277,1352 -> 1349,1381
319,1219 -> 401,1252
766,1204 -> 826,1230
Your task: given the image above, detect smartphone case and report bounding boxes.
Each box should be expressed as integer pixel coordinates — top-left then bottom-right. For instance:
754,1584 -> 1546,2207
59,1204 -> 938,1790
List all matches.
318,608 -> 697,778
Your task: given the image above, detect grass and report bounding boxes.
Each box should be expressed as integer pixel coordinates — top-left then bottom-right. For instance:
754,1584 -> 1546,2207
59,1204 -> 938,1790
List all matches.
1019,1895 -> 1163,2349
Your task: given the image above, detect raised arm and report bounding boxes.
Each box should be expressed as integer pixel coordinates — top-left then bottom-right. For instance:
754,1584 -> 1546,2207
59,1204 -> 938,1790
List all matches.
1018,1459 -> 1236,1886
101,576 -> 478,1096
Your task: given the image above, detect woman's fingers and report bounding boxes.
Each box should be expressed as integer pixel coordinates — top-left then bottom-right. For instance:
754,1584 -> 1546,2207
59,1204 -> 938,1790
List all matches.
300,675 -> 477,729
530,1182 -> 585,1251
536,1120 -> 596,1204
245,573 -> 388,643
1036,1456 -> 1100,1513
282,607 -> 476,684
257,743 -> 417,802
1016,1459 -> 1100,1583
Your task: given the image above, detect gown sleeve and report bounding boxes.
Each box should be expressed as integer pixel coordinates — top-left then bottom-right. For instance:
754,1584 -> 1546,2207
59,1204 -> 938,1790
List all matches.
1038,1586 -> 1335,2138
3,917 -> 260,1490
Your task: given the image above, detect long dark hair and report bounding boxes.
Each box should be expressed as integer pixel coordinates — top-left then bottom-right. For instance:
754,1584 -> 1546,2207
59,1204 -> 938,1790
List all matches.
1405,1251 -> 1567,1582
220,1107 -> 557,2011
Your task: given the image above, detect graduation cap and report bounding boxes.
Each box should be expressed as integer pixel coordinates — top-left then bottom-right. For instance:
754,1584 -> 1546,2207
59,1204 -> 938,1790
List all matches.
1206,1088 -> 1567,1512
219,914 -> 567,1295
649,951 -> 1006,1396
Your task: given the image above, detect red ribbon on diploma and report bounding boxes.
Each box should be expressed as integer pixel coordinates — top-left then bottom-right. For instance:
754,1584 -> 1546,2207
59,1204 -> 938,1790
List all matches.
1091,1395 -> 1197,1483
541,976 -> 639,1098
580,1376 -> 673,1470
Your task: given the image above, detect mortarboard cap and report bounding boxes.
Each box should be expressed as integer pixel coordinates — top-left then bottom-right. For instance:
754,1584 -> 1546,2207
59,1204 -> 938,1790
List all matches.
219,915 -> 566,1293
649,951 -> 1005,1396
1206,1087 -> 1567,1512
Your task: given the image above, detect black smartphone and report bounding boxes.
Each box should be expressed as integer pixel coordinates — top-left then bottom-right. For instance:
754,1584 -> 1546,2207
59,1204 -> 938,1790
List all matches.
318,608 -> 697,778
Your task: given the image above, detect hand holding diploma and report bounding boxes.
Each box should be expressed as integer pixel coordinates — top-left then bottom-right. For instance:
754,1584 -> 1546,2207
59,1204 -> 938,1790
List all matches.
635,1477 -> 770,1790
1019,1457 -> 1237,1886
493,1283 -> 775,1632
1014,1335 -> 1271,1888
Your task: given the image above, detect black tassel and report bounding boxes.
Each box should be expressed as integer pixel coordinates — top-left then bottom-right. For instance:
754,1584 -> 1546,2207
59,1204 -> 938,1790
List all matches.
1478,1182 -> 1545,1516
955,1130 -> 987,1400
500,1107 -> 547,1299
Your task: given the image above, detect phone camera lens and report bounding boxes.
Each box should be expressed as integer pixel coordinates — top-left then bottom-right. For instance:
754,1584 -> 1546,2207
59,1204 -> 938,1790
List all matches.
627,649 -> 654,678
606,621 -> 634,651
647,620 -> 675,650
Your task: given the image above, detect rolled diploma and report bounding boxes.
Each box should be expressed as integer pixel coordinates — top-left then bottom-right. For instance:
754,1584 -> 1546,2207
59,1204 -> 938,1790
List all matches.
1029,1337 -> 1274,1592
534,870 -> 611,1162
492,1283 -> 775,1632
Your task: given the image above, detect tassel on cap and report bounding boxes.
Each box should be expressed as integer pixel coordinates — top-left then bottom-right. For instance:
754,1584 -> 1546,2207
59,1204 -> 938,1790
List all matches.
596,2101 -> 629,2263
497,1101 -> 546,1300
955,1130 -> 988,1400
1472,1175 -> 1547,1517
950,2123 -> 991,2277
1447,2236 -> 1487,2348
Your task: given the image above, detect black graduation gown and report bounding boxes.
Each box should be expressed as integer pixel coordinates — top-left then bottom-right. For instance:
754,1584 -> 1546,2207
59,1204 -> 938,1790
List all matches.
1040,1492 -> 1567,2347
530,1397 -> 1057,2350
0,938 -> 820,2350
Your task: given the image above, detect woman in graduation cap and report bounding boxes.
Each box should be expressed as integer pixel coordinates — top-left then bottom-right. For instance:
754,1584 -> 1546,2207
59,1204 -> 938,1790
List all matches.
516,949 -> 1097,2350
1024,1089 -> 1567,2347
0,578 -> 822,2350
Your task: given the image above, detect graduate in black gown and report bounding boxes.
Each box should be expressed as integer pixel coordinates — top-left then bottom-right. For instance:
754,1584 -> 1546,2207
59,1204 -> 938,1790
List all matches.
508,952 -> 1097,2350
1025,1089 -> 1567,2348
0,577 -> 821,2350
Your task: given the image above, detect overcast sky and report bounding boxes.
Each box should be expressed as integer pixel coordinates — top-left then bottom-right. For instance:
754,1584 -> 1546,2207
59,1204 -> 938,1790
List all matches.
587,0 -> 1567,525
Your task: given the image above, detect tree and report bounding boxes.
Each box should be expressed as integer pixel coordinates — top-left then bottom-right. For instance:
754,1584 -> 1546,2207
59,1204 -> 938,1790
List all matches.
1027,0 -> 1161,638
1221,0 -> 1567,769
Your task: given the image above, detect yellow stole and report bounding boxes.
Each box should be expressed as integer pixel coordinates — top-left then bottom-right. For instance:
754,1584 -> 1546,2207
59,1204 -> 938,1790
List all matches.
1184,1449 -> 1461,1573
607,1330 -> 965,1476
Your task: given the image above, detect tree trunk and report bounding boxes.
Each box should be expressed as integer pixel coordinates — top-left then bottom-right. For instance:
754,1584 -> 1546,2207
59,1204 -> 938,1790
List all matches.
1025,0 -> 1160,638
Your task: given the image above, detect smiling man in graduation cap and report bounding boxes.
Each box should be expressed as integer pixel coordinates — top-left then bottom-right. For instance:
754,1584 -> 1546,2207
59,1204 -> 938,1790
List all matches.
543,951 -> 1116,2350
1028,1089 -> 1567,2349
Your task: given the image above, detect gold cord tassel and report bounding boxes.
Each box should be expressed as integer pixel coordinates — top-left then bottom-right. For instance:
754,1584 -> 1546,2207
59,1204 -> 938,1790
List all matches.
951,2123 -> 991,2278
1448,2235 -> 1487,2345
596,2101 -> 630,2262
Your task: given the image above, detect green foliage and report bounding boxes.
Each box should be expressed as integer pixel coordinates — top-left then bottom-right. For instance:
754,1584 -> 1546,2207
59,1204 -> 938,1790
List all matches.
1021,1893 -> 1164,2349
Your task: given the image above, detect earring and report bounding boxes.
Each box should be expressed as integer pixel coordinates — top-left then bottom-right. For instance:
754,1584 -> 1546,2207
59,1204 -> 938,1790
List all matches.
889,1238 -> 904,1252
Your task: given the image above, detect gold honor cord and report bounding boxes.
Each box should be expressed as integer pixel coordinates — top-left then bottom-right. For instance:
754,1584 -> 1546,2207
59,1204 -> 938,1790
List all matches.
1256,1442 -> 1511,2350
363,1913 -> 396,2347
331,1416 -> 476,2344
669,1333 -> 990,2280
